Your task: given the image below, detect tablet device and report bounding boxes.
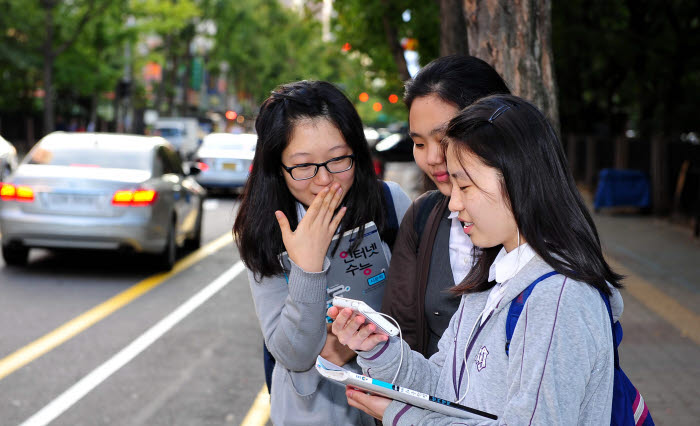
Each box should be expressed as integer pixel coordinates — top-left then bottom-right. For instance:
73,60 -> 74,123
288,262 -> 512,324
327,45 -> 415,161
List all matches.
315,356 -> 497,421
280,221 -> 390,316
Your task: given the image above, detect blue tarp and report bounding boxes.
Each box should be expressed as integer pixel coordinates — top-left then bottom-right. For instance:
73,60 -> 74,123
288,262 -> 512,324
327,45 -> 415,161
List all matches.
594,169 -> 651,210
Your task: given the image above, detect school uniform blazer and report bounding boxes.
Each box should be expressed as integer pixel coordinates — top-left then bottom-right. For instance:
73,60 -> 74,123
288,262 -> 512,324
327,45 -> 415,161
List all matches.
247,181 -> 410,426
360,255 -> 624,425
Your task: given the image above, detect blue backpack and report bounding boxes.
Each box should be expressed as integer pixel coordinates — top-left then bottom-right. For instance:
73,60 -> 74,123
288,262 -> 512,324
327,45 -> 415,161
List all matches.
505,272 -> 654,426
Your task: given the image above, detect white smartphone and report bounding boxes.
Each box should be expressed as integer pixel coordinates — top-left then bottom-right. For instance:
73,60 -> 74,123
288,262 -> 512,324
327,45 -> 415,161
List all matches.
332,296 -> 399,337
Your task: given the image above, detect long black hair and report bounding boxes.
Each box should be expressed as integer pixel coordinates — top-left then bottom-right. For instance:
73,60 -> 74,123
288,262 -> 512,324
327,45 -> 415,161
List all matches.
404,55 -> 511,110
445,94 -> 623,295
234,80 -> 393,278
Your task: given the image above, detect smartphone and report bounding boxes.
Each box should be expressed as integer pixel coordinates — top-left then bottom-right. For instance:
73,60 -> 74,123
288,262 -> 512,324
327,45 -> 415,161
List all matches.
332,296 -> 399,336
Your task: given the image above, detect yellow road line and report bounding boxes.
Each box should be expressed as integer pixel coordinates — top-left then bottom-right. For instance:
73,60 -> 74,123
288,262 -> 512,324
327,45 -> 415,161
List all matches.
606,256 -> 700,345
0,232 -> 234,381
240,384 -> 270,426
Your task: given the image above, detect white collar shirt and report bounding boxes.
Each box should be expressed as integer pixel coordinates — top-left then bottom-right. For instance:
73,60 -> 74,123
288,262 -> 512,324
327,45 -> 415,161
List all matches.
448,211 -> 475,285
481,243 -> 537,324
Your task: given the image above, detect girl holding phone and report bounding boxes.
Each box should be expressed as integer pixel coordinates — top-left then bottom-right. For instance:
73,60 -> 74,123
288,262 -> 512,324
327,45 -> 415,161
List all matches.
330,94 -> 624,425
382,55 -> 510,357
233,80 -> 410,425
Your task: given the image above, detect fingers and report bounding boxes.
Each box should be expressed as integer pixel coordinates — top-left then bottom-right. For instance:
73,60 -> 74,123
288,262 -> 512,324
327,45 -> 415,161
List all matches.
318,183 -> 342,226
360,333 -> 389,352
325,184 -> 345,226
303,186 -> 331,224
346,388 -> 370,411
274,210 -> 292,240
331,308 -> 386,351
329,206 -> 347,232
327,306 -> 340,321
330,307 -> 357,337
346,388 -> 366,412
346,388 -> 388,421
342,313 -> 389,351
331,308 -> 365,349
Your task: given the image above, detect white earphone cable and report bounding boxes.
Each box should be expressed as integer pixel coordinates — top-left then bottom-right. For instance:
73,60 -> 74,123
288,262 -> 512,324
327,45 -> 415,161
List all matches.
455,308 -> 484,404
456,228 -> 522,404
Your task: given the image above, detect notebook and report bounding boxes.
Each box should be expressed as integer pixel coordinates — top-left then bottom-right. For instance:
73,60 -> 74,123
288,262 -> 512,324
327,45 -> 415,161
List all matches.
315,355 -> 497,421
279,221 -> 390,315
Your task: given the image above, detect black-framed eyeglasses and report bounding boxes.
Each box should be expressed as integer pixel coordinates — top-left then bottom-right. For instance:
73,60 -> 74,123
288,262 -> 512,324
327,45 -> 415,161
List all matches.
281,154 -> 355,181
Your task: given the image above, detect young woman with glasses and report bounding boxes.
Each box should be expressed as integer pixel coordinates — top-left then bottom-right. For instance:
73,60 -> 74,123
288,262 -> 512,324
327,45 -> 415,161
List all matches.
233,80 -> 411,425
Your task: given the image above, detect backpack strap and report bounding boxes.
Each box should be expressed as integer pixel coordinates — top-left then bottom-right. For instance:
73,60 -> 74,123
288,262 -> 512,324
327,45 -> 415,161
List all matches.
597,289 -> 621,369
381,181 -> 399,234
505,271 -> 560,356
413,190 -> 443,252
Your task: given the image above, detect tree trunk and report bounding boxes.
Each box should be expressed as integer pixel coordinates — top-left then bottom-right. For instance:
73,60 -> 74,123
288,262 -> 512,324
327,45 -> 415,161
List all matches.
614,135 -> 629,170
167,54 -> 179,116
89,93 -> 98,132
42,4 -> 56,135
463,0 -> 559,133
26,116 -> 35,153
155,34 -> 173,114
440,0 -> 468,56
650,135 -> 669,215
379,0 -> 410,82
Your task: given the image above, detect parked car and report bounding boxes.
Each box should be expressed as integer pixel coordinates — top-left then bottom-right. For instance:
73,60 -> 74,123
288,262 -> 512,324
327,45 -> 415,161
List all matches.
154,117 -> 201,158
372,124 -> 413,163
370,124 -> 413,178
0,134 -> 18,181
193,133 -> 257,194
0,132 -> 206,269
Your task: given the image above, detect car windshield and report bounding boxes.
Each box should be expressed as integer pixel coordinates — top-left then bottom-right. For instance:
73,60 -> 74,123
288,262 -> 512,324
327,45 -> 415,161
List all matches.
157,127 -> 183,137
202,138 -> 256,151
27,146 -> 152,170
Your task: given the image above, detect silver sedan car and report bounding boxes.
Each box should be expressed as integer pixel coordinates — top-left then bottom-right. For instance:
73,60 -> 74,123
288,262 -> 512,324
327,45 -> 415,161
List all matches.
0,134 -> 18,181
193,132 -> 256,193
0,132 -> 206,269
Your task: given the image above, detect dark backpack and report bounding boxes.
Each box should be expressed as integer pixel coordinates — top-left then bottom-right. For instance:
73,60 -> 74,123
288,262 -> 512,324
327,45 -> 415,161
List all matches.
506,272 -> 654,425
262,181 -> 400,393
412,190 -> 444,252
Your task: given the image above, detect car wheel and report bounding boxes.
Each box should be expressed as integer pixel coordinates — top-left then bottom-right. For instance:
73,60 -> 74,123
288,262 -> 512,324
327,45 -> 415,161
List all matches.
184,201 -> 203,251
2,244 -> 29,266
157,221 -> 177,271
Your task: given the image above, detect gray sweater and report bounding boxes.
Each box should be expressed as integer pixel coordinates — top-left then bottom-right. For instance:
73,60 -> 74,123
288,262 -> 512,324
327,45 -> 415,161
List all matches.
358,255 -> 623,425
247,181 -> 410,425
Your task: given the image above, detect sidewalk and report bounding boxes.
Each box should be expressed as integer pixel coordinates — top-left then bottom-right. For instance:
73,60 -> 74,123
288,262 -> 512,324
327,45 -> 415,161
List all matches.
584,190 -> 700,425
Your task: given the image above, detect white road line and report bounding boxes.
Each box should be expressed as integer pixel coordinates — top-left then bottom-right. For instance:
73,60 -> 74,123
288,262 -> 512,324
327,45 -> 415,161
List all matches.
19,261 -> 246,426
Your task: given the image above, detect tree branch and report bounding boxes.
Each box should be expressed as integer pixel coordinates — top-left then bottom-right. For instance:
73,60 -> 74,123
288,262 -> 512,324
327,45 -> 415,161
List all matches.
55,0 -> 111,56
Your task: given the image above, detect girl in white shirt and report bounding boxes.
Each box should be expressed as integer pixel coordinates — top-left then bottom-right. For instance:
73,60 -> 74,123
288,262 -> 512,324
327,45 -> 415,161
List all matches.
330,94 -> 625,425
380,55 -> 511,357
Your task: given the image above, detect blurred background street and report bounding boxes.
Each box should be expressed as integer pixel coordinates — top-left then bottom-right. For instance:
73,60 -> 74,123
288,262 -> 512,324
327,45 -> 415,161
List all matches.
1,0 -> 699,425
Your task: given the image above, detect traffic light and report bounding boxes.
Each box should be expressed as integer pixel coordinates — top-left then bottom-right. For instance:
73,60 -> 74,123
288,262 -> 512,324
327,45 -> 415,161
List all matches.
388,94 -> 399,104
225,110 -> 238,120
